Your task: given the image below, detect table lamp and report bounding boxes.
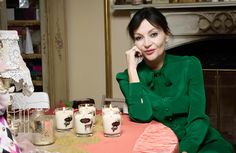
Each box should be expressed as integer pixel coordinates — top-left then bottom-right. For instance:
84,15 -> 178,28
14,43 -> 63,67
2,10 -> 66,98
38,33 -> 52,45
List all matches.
0,30 -> 34,127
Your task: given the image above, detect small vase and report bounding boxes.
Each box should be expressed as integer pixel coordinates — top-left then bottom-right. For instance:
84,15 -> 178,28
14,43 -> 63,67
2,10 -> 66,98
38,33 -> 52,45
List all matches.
24,27 -> 34,54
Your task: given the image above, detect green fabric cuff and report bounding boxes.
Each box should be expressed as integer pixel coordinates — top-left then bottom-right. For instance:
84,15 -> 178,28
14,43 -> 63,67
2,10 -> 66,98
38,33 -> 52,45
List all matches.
179,141 -> 199,153
129,82 -> 143,99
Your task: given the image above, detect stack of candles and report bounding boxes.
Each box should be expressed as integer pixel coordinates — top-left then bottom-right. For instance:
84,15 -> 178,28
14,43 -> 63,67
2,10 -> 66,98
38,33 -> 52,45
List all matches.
55,107 -> 74,131
102,104 -> 121,137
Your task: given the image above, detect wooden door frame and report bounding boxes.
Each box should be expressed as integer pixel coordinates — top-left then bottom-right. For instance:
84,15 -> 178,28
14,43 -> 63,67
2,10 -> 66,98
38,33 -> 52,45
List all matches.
41,0 -> 69,107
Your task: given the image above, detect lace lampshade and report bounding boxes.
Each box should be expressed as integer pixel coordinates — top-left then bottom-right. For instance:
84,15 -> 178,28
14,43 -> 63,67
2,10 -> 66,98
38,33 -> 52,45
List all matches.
0,30 -> 34,96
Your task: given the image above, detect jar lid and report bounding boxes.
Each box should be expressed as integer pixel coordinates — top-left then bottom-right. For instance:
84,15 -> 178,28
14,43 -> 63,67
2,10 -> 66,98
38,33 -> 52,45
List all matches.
73,98 -> 95,109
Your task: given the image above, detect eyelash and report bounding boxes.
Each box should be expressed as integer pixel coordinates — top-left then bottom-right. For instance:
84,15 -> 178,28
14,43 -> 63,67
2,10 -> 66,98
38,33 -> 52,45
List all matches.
134,32 -> 158,41
134,36 -> 142,41
150,32 -> 158,37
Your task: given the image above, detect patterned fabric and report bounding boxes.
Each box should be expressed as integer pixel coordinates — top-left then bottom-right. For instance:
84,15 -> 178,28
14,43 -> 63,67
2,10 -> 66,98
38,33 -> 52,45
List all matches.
0,31 -> 20,70
133,122 -> 178,153
0,116 -> 21,153
0,30 -> 34,96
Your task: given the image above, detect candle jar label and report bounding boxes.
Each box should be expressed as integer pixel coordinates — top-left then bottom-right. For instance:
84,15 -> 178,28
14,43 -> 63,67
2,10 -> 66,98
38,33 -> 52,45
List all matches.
55,107 -> 74,131
79,104 -> 96,125
75,112 -> 93,137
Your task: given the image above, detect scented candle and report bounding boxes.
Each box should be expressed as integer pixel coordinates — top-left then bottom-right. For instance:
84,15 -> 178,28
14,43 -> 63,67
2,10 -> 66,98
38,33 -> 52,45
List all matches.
74,110 -> 93,137
55,107 -> 74,131
102,105 -> 121,137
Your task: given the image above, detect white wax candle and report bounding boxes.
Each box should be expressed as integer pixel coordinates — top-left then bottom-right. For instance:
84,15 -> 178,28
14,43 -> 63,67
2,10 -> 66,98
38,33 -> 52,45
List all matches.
79,104 -> 96,124
74,111 -> 93,136
55,107 -> 74,130
102,106 -> 121,137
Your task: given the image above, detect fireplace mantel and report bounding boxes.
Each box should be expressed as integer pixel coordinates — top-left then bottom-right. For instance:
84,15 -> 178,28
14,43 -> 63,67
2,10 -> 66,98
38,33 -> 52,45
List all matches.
165,9 -> 236,49
112,2 -> 236,49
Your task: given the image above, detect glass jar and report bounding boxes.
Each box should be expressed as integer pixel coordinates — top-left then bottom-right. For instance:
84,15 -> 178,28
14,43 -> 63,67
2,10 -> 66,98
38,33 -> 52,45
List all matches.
102,105 -> 121,137
31,110 -> 55,146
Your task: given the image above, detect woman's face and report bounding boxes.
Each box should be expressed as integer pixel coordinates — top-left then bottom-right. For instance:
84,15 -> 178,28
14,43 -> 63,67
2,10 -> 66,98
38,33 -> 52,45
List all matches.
134,19 -> 168,62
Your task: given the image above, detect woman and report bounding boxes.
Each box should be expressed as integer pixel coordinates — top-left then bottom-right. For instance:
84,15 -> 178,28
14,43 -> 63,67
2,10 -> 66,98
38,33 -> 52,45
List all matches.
116,7 -> 234,153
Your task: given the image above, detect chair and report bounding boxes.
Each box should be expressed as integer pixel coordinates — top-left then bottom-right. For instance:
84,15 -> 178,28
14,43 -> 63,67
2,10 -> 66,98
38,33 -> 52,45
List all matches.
11,92 -> 50,110
101,95 -> 128,114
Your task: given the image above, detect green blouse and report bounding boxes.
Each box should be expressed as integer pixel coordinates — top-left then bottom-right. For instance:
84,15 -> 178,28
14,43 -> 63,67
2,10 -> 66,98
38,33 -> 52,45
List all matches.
116,54 -> 233,153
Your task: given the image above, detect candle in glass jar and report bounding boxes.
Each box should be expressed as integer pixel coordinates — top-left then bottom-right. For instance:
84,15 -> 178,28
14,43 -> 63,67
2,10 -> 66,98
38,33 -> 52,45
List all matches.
102,105 -> 121,137
55,107 -> 74,131
74,110 -> 93,136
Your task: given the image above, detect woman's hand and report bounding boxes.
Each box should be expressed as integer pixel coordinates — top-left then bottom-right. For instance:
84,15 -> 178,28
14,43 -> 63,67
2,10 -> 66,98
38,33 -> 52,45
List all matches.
125,46 -> 143,70
126,46 -> 142,83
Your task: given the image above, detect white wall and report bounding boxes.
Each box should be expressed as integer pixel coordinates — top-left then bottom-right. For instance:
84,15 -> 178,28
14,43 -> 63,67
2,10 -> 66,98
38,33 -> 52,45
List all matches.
65,0 -> 106,107
111,10 -> 132,98
65,0 -> 131,107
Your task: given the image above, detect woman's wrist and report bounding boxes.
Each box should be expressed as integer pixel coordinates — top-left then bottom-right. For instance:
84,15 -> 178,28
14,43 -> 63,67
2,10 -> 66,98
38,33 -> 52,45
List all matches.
128,68 -> 140,83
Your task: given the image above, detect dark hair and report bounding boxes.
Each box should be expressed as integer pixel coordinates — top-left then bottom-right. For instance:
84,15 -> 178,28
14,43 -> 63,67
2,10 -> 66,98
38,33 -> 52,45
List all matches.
127,7 -> 170,40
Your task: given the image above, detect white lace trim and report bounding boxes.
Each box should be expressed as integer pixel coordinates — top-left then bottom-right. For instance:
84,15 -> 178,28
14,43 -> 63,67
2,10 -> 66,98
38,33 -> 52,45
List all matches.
0,30 -> 19,40
0,30 -> 34,96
